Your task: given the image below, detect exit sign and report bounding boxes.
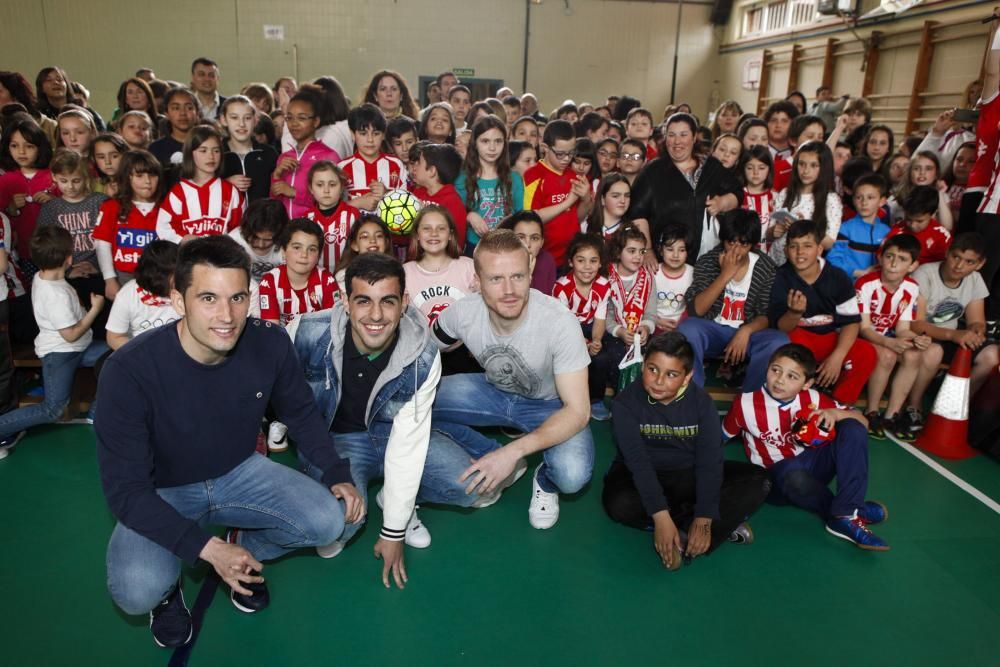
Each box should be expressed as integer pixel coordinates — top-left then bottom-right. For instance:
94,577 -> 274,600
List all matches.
453,67 -> 475,77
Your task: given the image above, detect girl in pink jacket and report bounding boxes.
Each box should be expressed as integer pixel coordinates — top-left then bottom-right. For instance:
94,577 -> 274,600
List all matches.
271,86 -> 340,217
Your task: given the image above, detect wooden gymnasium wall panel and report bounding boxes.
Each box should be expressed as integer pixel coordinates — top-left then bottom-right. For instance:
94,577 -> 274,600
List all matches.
870,35 -> 921,135
830,46 -> 866,99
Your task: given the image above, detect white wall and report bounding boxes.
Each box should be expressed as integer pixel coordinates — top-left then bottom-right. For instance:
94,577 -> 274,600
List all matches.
0,0 -> 721,122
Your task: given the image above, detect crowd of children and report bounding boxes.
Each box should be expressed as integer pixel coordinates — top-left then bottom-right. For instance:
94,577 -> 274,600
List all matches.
0,30 -> 997,583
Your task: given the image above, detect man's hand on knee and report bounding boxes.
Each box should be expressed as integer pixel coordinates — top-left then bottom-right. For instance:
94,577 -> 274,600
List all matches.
200,537 -> 264,596
331,482 -> 365,524
460,446 -> 520,496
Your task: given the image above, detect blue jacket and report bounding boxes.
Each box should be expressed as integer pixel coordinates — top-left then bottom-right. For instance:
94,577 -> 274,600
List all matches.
292,303 -> 440,537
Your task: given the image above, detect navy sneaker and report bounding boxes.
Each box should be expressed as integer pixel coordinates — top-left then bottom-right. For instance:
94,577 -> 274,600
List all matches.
727,522 -> 754,544
149,583 -> 192,648
225,529 -> 270,613
230,572 -> 269,613
0,431 -> 25,460
825,514 -> 890,551
857,501 -> 888,525
590,400 -> 611,421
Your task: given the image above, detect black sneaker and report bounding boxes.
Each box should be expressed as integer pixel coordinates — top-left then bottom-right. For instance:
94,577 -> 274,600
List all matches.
905,407 -> 924,434
149,583 -> 193,648
0,430 -> 25,460
230,573 -> 269,613
866,412 -> 885,440
886,412 -> 915,441
225,528 -> 270,613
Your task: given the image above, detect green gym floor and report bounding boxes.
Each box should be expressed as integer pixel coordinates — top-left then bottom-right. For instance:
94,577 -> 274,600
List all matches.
1,419 -> 998,666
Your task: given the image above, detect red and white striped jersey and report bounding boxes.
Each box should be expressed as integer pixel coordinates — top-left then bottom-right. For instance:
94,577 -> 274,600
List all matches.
337,152 -> 408,199
306,202 -> 360,273
743,188 -> 777,250
552,274 -> 611,325
156,178 -> 244,242
257,264 -> 338,327
972,92 -> 1000,214
855,271 -> 918,335
723,388 -> 840,468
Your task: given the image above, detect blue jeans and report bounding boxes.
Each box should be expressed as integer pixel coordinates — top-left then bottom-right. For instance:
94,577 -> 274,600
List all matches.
300,428 -> 481,543
766,419 -> 869,519
0,340 -> 108,438
676,318 -> 788,392
106,453 -> 345,615
431,373 -> 595,494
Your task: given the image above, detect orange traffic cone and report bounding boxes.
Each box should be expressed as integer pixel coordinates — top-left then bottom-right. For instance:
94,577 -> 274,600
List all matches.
914,347 -> 979,460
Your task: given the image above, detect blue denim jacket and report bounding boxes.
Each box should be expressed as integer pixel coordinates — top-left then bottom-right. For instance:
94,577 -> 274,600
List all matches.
292,304 -> 438,439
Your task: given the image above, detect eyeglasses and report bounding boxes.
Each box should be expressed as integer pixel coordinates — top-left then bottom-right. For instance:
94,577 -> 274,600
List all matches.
597,149 -> 619,159
286,114 -> 316,125
546,145 -> 576,161
620,152 -> 644,161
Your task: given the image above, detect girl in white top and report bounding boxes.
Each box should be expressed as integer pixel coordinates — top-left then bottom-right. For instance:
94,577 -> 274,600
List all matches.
105,240 -> 180,350
228,198 -> 286,283
771,141 -> 842,265
402,205 -> 476,326
652,222 -> 694,332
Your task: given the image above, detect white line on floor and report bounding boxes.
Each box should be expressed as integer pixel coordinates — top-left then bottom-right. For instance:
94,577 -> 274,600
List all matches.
887,434 -> 1000,515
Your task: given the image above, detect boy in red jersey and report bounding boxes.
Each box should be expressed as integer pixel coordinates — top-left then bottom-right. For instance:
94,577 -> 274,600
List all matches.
881,185 -> 952,266
338,104 -> 407,211
408,142 -> 467,244
723,343 -> 888,551
523,120 -> 589,265
257,218 -> 338,327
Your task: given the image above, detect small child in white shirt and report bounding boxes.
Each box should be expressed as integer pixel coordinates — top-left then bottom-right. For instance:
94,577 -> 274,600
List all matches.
0,226 -> 108,454
653,223 -> 693,333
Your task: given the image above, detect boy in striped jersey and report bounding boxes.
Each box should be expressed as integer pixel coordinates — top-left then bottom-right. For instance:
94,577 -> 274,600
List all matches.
723,344 -> 889,551
257,218 -> 338,327
855,233 -> 931,439
338,104 -> 408,212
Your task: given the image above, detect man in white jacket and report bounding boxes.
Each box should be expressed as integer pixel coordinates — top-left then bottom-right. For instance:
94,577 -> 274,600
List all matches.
291,253 -> 502,588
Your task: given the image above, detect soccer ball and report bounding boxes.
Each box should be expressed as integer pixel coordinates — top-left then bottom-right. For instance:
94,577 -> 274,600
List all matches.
376,189 -> 421,234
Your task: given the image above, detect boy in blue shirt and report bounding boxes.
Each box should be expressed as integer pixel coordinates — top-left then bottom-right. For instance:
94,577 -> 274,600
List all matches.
827,173 -> 891,279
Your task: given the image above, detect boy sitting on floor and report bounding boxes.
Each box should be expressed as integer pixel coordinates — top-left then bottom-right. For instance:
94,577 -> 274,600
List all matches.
722,344 -> 890,551
604,332 -> 770,570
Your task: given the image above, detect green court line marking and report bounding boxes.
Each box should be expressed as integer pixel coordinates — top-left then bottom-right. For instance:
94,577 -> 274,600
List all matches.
887,433 -> 1000,515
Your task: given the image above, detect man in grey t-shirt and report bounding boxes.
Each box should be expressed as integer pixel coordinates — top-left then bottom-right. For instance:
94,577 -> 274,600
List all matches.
432,230 -> 594,529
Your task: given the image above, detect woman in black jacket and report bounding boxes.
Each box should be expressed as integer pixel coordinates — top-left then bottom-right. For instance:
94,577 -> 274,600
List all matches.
628,113 -> 741,268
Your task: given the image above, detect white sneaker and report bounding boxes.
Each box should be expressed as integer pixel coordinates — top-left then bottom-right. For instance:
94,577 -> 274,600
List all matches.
267,421 -> 288,452
316,539 -> 345,559
528,464 -> 560,529
472,458 -> 528,508
375,490 -> 431,549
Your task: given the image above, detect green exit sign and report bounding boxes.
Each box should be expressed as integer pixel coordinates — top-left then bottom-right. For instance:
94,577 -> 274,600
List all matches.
453,67 -> 475,77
